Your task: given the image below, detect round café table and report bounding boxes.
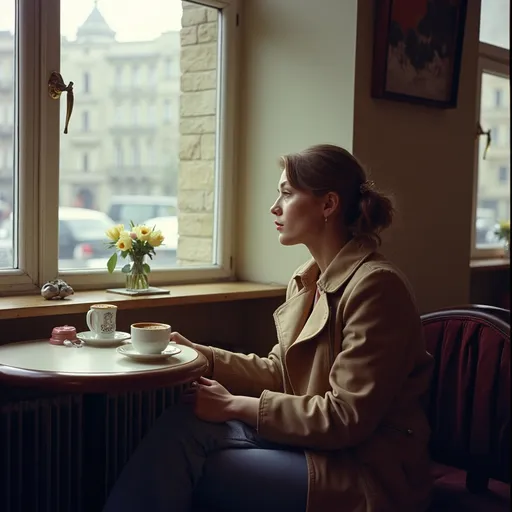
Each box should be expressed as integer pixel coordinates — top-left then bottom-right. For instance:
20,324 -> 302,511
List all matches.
0,339 -> 208,512
0,339 -> 207,392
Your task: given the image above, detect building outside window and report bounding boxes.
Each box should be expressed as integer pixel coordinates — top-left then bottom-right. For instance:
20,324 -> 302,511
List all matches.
83,71 -> 90,93
498,166 -> 509,184
82,110 -> 89,131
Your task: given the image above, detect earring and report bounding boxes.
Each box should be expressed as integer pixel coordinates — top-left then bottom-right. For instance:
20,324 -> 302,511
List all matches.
324,216 -> 328,224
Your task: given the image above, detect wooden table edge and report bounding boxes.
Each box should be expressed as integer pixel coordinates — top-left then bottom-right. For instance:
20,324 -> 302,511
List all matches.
0,352 -> 208,393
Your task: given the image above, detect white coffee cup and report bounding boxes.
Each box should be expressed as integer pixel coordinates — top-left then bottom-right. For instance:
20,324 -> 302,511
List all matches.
130,322 -> 171,354
86,304 -> 117,339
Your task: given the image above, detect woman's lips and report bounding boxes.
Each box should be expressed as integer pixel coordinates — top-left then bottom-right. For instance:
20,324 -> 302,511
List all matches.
275,221 -> 283,231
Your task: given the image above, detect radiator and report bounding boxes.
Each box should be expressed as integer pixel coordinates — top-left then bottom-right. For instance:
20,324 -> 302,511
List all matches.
0,395 -> 84,512
102,386 -> 184,496
1,386 -> 186,512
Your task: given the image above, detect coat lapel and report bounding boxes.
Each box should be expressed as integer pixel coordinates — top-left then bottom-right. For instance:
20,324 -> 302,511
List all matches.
293,292 -> 330,345
273,287 -> 316,351
274,238 -> 378,352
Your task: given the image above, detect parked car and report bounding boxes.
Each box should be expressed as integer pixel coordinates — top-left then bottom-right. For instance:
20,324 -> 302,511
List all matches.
108,195 -> 178,227
475,217 -> 496,245
143,215 -> 178,268
59,207 -> 116,269
0,208 -> 117,270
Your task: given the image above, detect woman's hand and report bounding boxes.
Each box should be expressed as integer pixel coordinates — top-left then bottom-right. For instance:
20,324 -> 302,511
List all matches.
170,332 -> 214,376
183,377 -> 260,427
169,331 -> 195,348
183,376 -> 235,423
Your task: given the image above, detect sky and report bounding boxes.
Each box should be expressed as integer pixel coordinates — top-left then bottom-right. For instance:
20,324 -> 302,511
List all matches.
0,0 -> 508,49
0,0 -> 183,41
480,0 -> 510,49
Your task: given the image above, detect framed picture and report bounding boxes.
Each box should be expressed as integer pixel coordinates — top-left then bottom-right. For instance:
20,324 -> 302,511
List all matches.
371,0 -> 468,108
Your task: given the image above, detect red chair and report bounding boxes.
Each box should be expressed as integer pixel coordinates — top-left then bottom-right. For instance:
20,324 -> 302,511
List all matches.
421,307 -> 510,511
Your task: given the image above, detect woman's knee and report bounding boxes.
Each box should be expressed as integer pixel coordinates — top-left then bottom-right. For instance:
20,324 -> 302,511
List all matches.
194,448 -> 308,512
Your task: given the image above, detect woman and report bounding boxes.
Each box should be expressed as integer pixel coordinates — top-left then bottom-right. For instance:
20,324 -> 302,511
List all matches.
104,144 -> 434,512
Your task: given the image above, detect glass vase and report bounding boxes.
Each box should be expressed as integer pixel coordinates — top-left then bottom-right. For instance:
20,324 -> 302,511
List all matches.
125,258 -> 149,291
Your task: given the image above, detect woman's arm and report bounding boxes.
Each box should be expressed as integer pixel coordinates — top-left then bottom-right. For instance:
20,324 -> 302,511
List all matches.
209,345 -> 284,397
171,332 -> 284,396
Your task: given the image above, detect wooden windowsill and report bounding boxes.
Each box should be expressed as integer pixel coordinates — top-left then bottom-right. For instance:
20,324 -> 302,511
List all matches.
0,281 -> 287,321
470,258 -> 510,271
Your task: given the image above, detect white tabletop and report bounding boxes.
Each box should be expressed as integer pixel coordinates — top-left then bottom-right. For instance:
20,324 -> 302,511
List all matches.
0,339 -> 206,392
0,340 -> 198,374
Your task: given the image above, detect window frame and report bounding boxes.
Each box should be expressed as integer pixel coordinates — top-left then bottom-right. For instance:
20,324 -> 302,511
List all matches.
471,42 -> 510,260
1,0 -> 240,293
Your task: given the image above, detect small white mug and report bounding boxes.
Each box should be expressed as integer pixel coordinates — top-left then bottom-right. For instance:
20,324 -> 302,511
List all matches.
86,304 -> 117,339
130,322 -> 171,354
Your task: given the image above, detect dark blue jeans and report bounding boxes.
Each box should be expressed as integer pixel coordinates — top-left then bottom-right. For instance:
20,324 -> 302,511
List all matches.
103,405 -> 308,512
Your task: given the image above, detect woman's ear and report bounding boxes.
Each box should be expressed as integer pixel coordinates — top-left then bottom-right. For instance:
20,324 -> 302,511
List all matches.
323,192 -> 339,217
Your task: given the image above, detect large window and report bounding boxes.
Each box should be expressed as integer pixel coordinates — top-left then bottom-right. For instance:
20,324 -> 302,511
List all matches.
0,0 -> 238,293
473,0 -> 510,256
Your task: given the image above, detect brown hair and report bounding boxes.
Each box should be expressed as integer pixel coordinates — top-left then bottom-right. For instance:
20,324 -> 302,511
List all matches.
280,144 -> 394,244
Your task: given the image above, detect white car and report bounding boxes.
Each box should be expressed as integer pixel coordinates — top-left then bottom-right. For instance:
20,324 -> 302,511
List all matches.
58,207 -> 117,269
143,216 -> 178,267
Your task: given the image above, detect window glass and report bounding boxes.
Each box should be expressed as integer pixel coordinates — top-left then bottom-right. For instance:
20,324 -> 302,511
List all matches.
59,0 -> 220,271
475,72 -> 510,248
480,0 -> 509,49
0,0 -> 15,269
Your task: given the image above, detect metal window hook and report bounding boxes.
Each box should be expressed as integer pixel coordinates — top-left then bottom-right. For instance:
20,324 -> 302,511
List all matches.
476,122 -> 491,160
48,71 -> 74,134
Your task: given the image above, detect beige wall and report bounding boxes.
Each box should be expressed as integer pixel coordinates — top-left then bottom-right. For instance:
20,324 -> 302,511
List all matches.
235,0 -> 358,284
352,0 -> 480,312
236,0 -> 481,313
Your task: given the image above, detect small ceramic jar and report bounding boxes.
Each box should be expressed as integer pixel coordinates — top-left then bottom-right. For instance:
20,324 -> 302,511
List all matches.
49,325 -> 78,345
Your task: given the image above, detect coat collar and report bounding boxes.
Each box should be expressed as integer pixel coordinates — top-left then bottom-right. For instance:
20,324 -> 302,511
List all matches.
292,237 -> 378,294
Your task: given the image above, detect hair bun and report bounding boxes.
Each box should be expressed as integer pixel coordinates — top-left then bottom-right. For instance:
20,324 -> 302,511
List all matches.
359,180 -> 375,194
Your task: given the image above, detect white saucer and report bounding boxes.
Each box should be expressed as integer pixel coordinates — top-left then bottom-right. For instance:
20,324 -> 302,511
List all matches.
116,344 -> 181,362
76,331 -> 131,347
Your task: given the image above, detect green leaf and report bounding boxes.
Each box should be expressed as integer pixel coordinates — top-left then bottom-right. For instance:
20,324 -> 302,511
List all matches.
121,264 -> 131,273
107,253 -> 118,273
143,263 -> 151,274
130,220 -> 135,228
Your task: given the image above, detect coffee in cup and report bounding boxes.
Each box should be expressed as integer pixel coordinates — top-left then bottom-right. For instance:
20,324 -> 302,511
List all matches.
86,304 -> 117,339
130,322 -> 171,354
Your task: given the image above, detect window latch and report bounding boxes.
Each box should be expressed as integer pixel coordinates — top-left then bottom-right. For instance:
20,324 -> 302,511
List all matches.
48,71 -> 74,134
476,122 -> 491,160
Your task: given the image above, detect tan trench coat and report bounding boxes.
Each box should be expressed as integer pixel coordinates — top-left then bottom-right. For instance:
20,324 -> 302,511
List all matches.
210,238 -> 434,512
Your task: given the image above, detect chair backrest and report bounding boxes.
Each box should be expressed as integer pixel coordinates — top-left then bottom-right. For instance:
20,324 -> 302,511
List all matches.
421,307 -> 510,485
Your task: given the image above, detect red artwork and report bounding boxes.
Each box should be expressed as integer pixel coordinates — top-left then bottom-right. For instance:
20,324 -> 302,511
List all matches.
371,0 -> 467,108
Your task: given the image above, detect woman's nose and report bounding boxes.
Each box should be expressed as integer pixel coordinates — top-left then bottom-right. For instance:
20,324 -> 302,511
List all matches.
270,201 -> 281,215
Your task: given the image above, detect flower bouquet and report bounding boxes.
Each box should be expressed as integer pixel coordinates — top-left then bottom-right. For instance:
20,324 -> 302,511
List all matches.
495,220 -> 510,257
105,222 -> 165,290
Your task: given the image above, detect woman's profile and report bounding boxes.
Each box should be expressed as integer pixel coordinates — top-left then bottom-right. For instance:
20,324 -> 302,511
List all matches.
104,144 -> 434,512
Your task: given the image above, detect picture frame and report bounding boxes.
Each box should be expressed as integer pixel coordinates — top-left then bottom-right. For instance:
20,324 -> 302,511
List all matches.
371,0 -> 468,109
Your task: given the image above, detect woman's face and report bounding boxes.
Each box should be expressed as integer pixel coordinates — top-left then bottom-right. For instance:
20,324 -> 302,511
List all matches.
269,170 -> 326,246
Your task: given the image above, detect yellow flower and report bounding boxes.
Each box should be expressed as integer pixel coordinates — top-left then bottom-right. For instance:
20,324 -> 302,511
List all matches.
116,232 -> 133,251
148,229 -> 165,247
105,224 -> 124,241
134,225 -> 152,242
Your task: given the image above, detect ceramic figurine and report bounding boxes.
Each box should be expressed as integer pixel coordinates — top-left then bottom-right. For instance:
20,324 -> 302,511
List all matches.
41,279 -> 74,300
